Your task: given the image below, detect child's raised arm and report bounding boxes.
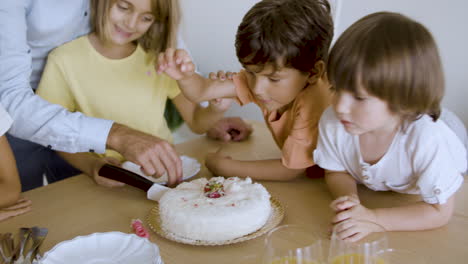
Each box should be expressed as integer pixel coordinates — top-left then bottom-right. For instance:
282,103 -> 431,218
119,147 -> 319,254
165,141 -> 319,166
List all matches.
156,48 -> 237,103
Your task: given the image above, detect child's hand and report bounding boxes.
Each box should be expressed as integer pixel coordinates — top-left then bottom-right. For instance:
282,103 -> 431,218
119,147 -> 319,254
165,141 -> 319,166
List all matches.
330,195 -> 360,212
332,219 -> 385,242
208,71 -> 237,81
332,201 -> 377,225
156,48 -> 195,80
205,149 -> 232,175
93,157 -> 126,188
0,198 -> 32,222
206,117 -> 253,142
209,98 -> 232,113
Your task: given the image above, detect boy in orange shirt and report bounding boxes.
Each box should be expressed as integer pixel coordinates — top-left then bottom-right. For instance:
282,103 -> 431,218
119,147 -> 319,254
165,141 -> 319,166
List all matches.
157,0 -> 333,181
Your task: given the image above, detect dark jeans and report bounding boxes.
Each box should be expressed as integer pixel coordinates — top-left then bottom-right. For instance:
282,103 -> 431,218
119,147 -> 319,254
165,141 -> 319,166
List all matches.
6,134 -> 81,191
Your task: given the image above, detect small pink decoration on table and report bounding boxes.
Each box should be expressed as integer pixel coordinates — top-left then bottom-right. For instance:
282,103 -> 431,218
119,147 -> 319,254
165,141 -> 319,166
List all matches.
131,219 -> 150,238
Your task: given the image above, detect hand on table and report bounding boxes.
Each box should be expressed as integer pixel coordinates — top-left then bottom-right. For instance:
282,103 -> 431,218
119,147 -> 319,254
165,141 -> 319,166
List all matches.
205,148 -> 233,176
330,195 -> 381,242
332,219 -> 384,242
206,117 -> 253,142
107,124 -> 182,187
156,48 -> 195,80
0,198 -> 32,222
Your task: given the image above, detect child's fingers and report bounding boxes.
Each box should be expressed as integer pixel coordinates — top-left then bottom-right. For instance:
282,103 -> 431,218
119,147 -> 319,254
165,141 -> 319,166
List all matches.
163,48 -> 176,66
180,62 -> 195,73
343,230 -> 366,243
156,52 -> 167,73
333,218 -> 355,233
174,49 -> 191,64
225,71 -> 236,80
334,220 -> 358,240
336,200 -> 358,211
208,72 -> 218,80
2,198 -> 32,210
0,206 -> 32,222
330,196 -> 350,210
332,209 -> 351,224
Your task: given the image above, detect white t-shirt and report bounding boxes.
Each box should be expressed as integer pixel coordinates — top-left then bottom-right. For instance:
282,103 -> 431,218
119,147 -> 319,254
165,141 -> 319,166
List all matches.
0,103 -> 13,136
314,107 -> 466,204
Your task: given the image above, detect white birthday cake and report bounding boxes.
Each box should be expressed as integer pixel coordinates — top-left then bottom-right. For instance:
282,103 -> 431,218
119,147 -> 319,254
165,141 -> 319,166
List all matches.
158,177 -> 272,242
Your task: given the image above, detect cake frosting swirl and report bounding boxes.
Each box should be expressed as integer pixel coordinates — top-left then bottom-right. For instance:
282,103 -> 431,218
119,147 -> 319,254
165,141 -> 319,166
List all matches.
159,177 -> 272,242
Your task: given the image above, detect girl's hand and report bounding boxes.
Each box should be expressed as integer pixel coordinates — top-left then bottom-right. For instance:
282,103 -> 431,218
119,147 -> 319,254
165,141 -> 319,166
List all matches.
156,48 -> 195,80
205,149 -> 232,176
0,198 -> 32,222
93,157 -> 126,188
332,219 -> 385,242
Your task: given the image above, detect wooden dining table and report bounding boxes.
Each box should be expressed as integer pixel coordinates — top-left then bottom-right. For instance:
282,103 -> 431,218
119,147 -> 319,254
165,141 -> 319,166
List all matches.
0,121 -> 467,264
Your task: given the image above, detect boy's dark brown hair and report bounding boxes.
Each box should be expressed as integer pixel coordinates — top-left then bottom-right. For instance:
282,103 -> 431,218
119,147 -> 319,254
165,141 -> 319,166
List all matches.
235,0 -> 334,73
91,0 -> 180,55
328,12 -> 444,121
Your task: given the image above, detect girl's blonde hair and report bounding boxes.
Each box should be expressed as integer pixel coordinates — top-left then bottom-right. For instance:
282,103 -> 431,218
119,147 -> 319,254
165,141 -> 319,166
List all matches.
90,0 -> 180,55
328,12 -> 444,122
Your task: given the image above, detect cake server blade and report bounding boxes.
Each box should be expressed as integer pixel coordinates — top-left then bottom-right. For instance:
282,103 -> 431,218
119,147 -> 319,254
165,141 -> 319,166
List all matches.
98,164 -> 169,201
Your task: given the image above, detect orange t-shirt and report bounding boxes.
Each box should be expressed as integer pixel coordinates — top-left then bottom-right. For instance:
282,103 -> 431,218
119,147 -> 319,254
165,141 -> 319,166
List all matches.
233,71 -> 331,169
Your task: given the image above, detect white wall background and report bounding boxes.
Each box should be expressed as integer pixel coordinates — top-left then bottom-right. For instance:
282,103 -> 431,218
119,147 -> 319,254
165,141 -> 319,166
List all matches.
175,0 -> 468,141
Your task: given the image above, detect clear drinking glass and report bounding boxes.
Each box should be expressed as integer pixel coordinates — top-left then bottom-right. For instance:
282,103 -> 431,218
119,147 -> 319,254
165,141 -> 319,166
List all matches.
263,224 -> 326,264
328,229 -> 388,264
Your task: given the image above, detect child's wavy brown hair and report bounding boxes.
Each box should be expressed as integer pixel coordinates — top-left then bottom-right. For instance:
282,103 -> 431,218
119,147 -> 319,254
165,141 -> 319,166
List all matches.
235,0 -> 334,74
90,0 -> 180,55
328,12 -> 444,122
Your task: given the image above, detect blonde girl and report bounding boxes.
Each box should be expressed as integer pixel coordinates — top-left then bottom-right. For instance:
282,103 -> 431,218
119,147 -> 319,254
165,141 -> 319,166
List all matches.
36,0 -> 228,187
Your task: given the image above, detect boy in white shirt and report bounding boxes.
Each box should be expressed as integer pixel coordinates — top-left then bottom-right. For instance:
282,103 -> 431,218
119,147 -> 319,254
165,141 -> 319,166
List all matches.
314,12 -> 466,242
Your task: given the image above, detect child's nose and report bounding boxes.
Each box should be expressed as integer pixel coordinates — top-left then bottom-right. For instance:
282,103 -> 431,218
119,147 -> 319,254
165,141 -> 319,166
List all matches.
125,14 -> 138,30
252,79 -> 268,95
333,92 -> 350,114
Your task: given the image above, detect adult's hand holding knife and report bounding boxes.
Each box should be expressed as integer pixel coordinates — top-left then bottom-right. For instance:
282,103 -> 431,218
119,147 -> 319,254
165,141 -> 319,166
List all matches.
98,164 -> 170,201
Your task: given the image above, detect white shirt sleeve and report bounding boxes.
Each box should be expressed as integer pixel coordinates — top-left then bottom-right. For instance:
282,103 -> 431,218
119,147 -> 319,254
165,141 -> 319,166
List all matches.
410,120 -> 466,204
0,0 -> 112,153
313,107 -> 347,172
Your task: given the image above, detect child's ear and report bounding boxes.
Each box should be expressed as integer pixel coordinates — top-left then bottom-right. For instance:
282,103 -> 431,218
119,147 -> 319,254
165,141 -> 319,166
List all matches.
307,60 -> 325,85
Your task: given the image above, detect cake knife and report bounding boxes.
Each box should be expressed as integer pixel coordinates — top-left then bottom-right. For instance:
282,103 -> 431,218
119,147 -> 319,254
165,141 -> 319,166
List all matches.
98,164 -> 170,201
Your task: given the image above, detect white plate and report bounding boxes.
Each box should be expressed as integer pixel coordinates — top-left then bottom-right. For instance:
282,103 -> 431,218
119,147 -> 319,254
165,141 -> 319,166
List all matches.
39,232 -> 163,264
122,155 -> 201,184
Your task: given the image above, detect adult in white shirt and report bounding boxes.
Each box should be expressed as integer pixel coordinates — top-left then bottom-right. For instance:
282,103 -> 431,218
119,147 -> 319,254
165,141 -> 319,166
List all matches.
0,0 -> 252,190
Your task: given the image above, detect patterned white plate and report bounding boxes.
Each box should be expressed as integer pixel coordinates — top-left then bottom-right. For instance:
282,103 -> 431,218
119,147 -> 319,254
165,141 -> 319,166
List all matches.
39,232 -> 162,264
122,155 -> 201,184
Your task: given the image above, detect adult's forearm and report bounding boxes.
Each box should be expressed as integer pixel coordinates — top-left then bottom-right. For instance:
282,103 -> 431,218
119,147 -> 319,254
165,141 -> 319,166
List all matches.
0,87 -> 112,153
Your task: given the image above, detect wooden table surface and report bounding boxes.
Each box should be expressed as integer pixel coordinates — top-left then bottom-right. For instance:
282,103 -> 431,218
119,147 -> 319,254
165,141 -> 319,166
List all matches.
1,122 -> 467,264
